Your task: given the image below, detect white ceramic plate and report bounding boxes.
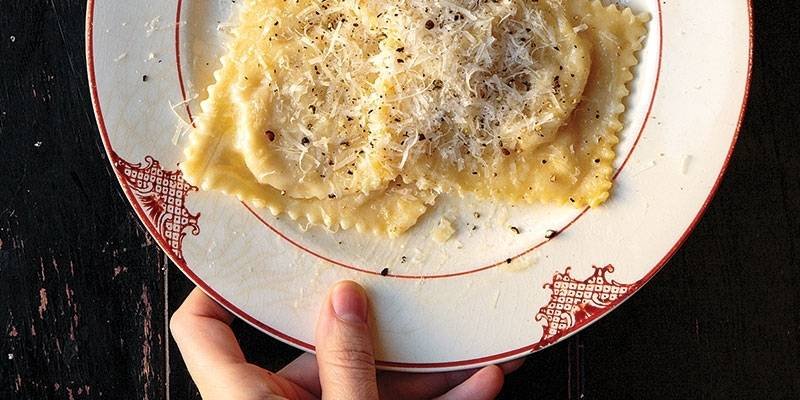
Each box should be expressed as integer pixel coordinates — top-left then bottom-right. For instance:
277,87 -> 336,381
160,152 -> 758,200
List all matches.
87,0 -> 752,371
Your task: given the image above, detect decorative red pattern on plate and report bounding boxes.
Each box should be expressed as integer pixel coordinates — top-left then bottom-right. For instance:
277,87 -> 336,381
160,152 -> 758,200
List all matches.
113,154 -> 200,261
535,265 -> 640,344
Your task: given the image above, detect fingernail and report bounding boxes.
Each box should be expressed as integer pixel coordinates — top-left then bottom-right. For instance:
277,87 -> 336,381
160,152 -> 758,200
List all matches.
331,281 -> 368,323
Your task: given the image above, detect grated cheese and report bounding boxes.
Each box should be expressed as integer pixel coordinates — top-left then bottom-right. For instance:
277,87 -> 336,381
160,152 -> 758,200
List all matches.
181,0 -> 650,236
366,0 -> 590,177
232,0 -> 401,199
431,217 -> 455,243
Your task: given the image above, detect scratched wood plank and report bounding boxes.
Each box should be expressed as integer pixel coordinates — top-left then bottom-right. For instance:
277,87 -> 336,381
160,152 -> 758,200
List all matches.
0,0 -> 169,399
1,0 -> 798,399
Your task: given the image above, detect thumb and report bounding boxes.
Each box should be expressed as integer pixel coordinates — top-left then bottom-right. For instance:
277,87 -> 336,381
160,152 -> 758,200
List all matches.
315,281 -> 379,400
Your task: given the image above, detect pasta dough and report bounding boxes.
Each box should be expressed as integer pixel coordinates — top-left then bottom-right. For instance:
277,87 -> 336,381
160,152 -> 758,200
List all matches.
182,43 -> 436,237
397,0 -> 649,206
181,0 -> 649,236
232,0 -> 397,200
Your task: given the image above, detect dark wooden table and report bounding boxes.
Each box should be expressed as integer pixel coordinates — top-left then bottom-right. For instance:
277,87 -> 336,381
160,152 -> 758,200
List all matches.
1,1 -> 798,398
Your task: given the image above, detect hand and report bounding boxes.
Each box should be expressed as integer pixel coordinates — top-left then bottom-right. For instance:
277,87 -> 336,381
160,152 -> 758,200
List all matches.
171,281 -> 523,399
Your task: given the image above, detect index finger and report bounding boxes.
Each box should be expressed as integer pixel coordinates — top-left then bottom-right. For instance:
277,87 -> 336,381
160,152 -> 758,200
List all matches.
170,288 -> 245,368
171,289 -> 317,400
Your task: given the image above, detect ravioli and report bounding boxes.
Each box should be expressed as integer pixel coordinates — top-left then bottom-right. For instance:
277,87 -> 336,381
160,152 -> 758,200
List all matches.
181,34 -> 436,237
181,0 -> 649,236
395,0 -> 649,207
370,0 -> 592,166
232,0 -> 398,200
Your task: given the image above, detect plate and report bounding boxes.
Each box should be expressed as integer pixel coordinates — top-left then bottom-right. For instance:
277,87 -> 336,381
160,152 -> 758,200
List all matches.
86,0 -> 752,371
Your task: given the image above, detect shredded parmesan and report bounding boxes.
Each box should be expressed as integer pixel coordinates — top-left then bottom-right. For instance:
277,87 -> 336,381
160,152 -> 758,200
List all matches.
431,217 -> 455,243
681,155 -> 692,175
181,0 -> 650,236
168,96 -> 197,145
366,0 -> 590,177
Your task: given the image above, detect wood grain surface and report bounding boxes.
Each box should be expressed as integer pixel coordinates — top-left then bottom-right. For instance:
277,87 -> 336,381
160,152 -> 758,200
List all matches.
1,0 -> 798,398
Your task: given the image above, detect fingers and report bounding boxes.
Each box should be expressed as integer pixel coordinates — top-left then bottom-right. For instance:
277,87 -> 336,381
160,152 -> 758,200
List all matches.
278,353 -> 321,397
315,281 -> 379,400
172,288 -> 314,400
281,355 -> 524,400
435,365 -> 505,400
377,369 -> 478,399
498,358 -> 526,375
377,358 -> 525,399
281,352 -> 524,400
171,288 -> 244,368
174,285 -> 515,400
